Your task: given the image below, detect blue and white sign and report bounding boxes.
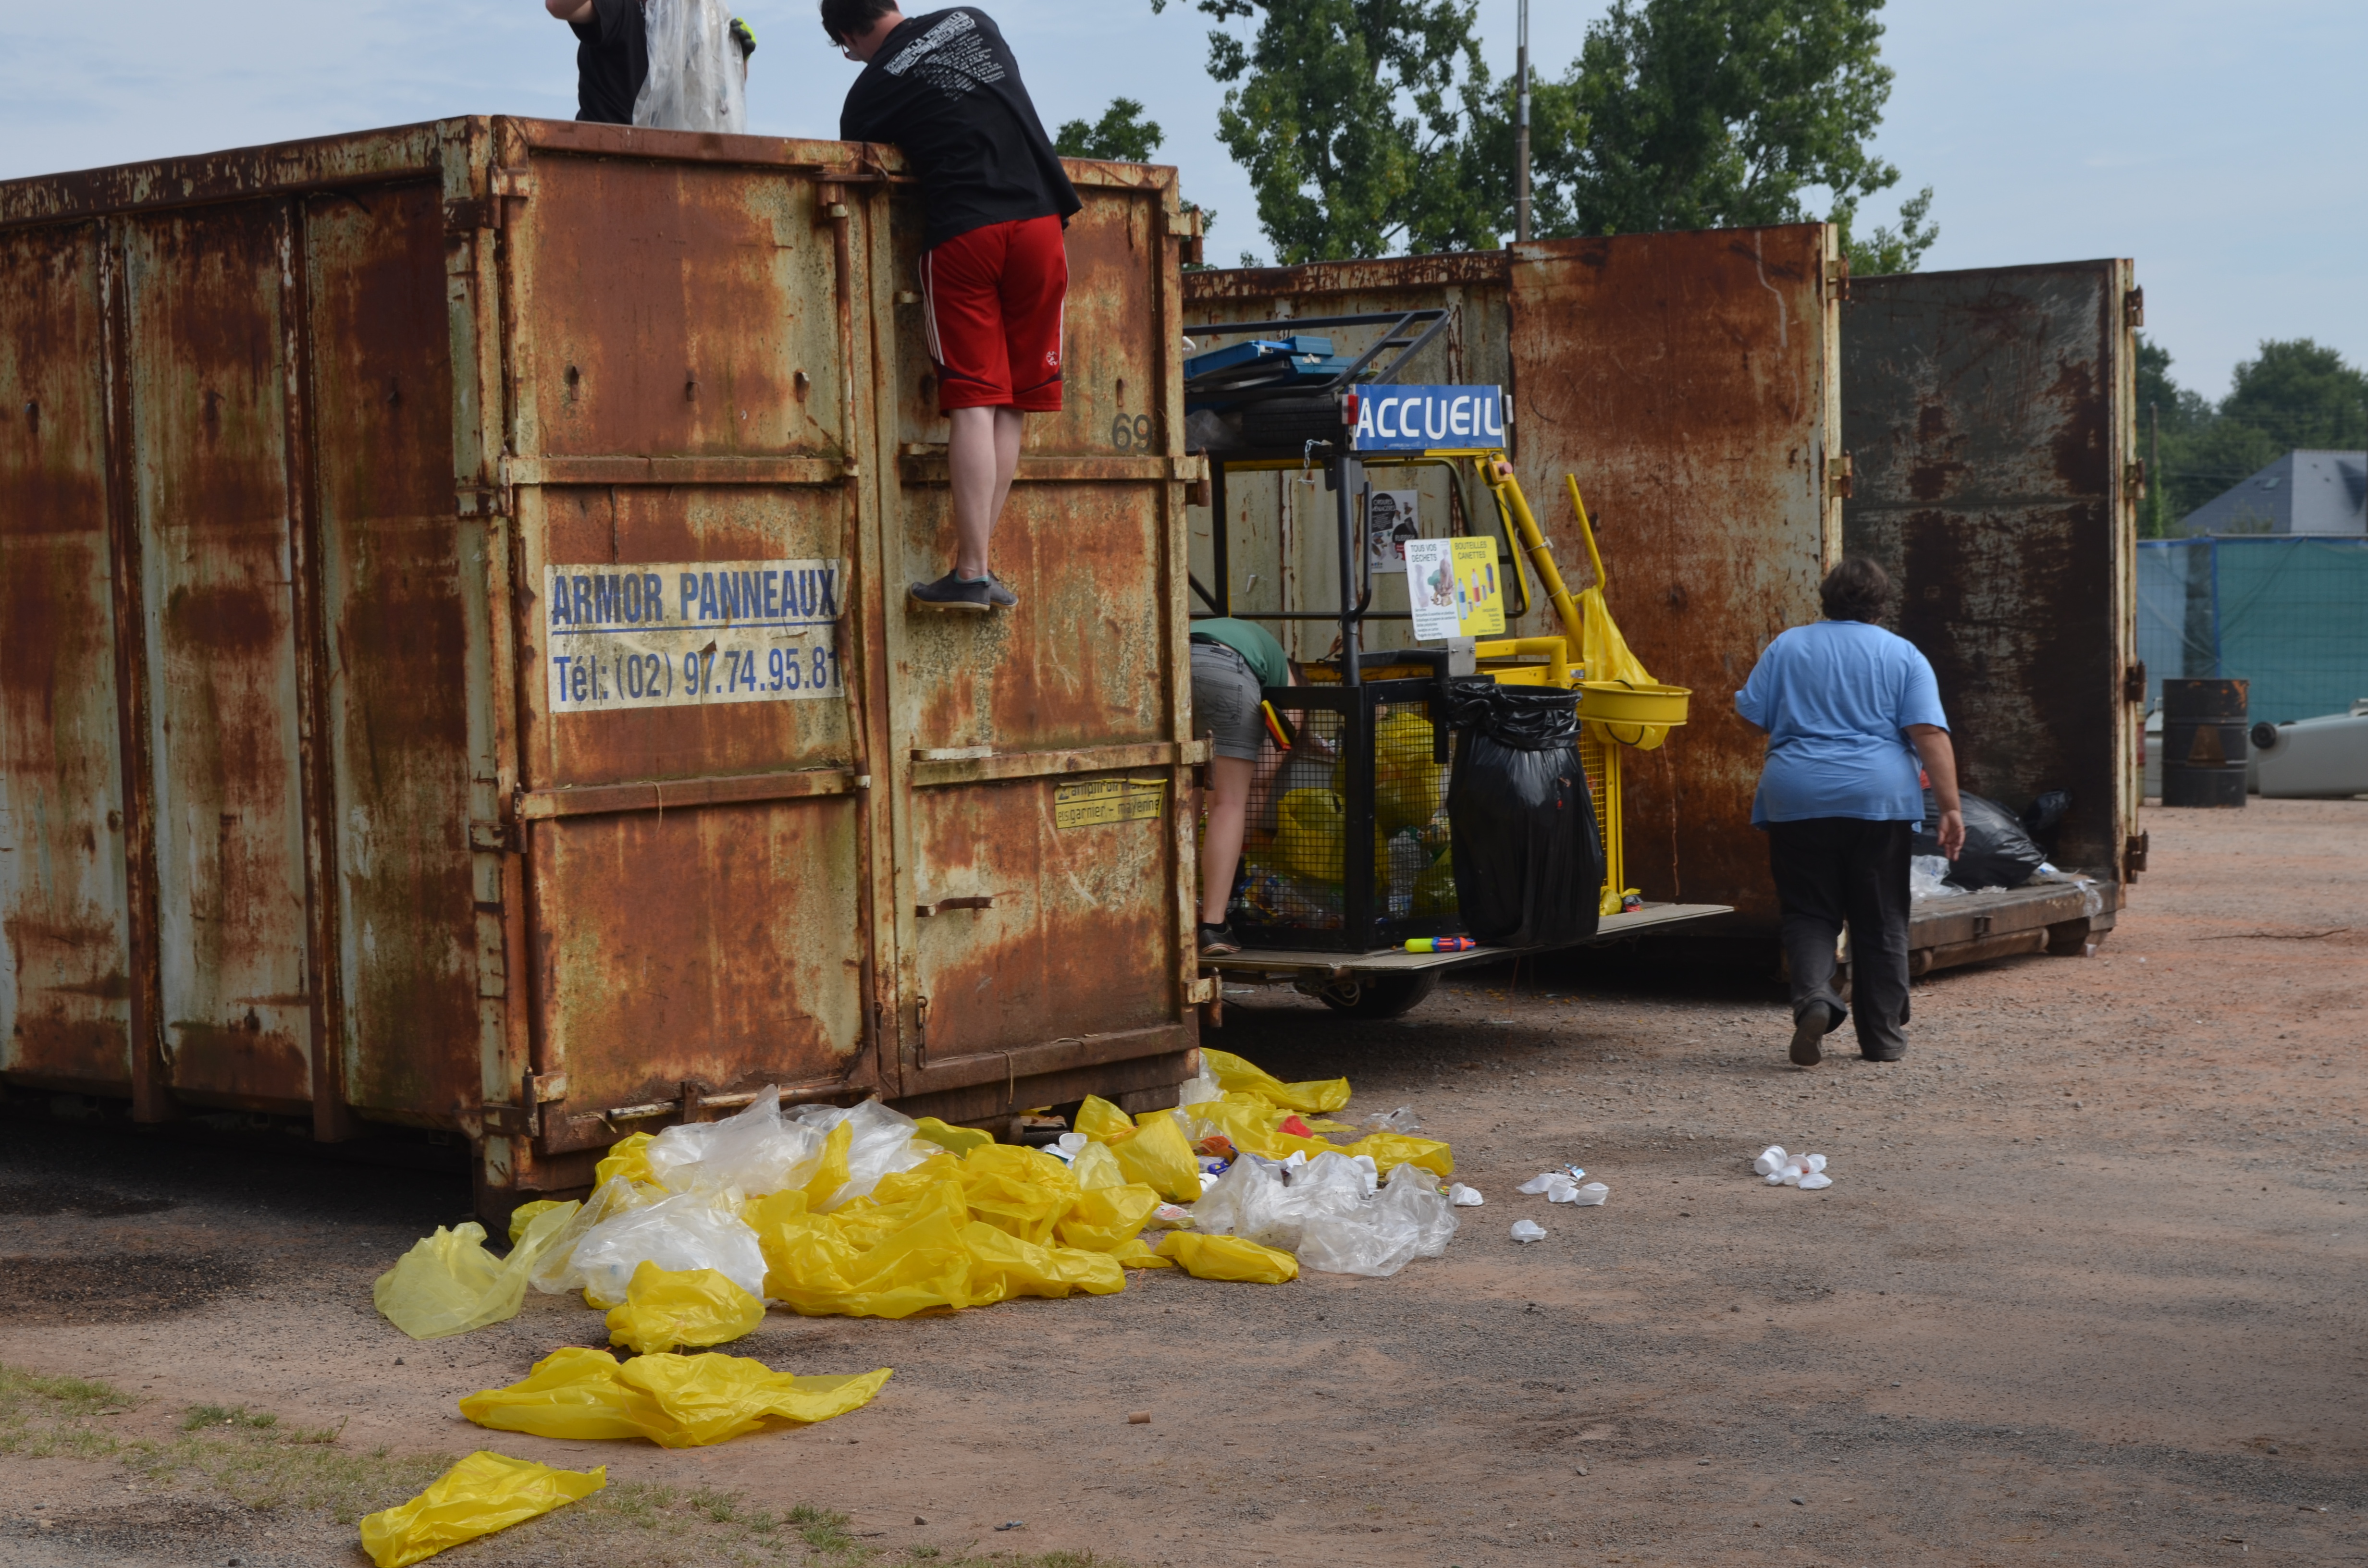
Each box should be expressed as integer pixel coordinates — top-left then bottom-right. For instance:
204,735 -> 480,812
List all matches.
1350,385 -> 1506,452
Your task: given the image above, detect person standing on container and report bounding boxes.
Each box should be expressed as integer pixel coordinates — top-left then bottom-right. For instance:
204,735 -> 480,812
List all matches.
1735,559 -> 1965,1066
546,1 -> 756,123
826,1 -> 1081,613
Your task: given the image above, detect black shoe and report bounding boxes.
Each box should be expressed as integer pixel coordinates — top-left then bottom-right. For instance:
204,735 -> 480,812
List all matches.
1198,922 -> 1242,957
1861,1043 -> 1906,1063
1790,1003 -> 1836,1067
910,572 -> 993,613
982,573 -> 1019,610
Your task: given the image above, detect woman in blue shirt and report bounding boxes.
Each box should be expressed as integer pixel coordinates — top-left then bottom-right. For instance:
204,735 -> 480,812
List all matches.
1736,560 -> 1965,1065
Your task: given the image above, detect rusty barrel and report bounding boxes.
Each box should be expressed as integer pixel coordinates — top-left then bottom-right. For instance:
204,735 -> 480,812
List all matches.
2160,678 -> 2249,808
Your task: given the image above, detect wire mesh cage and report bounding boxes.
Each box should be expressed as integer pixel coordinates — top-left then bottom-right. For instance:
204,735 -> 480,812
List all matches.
1228,696 -> 1460,945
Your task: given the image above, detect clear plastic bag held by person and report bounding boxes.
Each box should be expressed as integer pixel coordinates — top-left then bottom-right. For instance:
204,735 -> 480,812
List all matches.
634,0 -> 748,133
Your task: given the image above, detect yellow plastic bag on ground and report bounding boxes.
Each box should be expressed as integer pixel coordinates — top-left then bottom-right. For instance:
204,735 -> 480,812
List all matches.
375,1202 -> 580,1340
1202,1048 -> 1351,1114
961,1221 -> 1127,1302
1340,1130 -> 1455,1177
594,1132 -> 658,1188
753,1181 -> 977,1319
1112,1111 -> 1203,1201
1157,1231 -> 1299,1283
459,1348 -> 890,1448
506,1200 -> 567,1247
912,1116 -> 994,1156
1056,1181 -> 1161,1253
959,1144 -> 1077,1245
1073,1094 -> 1138,1144
1068,1139 -> 1125,1190
359,1450 -> 605,1568
604,1262 -> 765,1355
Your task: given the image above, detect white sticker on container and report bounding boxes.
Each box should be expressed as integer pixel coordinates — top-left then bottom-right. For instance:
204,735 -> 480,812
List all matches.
543,559 -> 846,713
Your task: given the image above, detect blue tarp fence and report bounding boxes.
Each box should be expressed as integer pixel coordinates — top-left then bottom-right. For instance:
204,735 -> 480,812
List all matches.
2137,537 -> 2368,722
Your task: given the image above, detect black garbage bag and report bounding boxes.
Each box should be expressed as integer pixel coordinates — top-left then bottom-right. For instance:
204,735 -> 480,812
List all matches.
2021,789 -> 2071,845
1443,680 -> 1603,946
1914,789 -> 2048,890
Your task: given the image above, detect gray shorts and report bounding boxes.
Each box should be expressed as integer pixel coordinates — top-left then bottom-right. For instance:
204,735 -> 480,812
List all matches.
1190,640 -> 1265,762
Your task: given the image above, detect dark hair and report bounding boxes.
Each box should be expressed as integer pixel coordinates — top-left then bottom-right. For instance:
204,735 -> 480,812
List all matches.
1819,557 -> 1893,623
820,0 -> 899,45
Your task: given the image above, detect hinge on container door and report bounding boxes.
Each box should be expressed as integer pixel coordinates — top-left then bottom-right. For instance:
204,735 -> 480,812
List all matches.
2125,287 -> 2145,329
528,1071 -> 569,1106
1186,977 -> 1216,1005
490,168 -> 536,200
2125,831 -> 2150,875
1825,254 -> 1851,301
2122,661 -> 2147,703
914,995 -> 929,1062
1167,206 -> 1206,267
2124,460 -> 2147,502
468,819 -> 520,854
1828,451 -> 1855,501
815,183 -> 850,224
477,1102 -> 534,1139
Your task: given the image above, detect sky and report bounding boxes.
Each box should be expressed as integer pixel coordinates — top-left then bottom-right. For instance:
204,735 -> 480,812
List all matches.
0,0 -> 2358,400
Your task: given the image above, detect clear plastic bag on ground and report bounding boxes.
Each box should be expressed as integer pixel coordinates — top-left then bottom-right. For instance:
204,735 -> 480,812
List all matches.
1296,1161 -> 1457,1277
633,0 -> 749,133
558,1190 -> 769,1308
530,1176 -> 653,1296
645,1087 -> 826,1200
460,1348 -> 890,1449
1192,1150 -> 1455,1278
358,1450 -> 605,1568
787,1099 -> 938,1208
1156,1231 -> 1299,1283
605,1262 -> 766,1355
374,1202 -> 580,1340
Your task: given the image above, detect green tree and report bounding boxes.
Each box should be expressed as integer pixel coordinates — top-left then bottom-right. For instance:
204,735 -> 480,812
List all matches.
1151,0 -> 1503,262
1054,98 -> 1166,163
1528,0 -> 1935,274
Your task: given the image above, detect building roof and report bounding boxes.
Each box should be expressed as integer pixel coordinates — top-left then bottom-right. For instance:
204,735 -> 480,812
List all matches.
2178,450 -> 2368,537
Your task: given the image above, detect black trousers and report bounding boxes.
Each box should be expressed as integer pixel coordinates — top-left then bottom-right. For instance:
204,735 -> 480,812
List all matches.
1766,817 -> 1912,1058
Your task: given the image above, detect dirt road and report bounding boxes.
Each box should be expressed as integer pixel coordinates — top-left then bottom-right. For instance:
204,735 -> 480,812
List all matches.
4,800 -> 2364,1567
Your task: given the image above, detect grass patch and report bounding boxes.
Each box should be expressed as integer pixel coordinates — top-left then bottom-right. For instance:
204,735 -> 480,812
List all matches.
0,1361 -> 1133,1566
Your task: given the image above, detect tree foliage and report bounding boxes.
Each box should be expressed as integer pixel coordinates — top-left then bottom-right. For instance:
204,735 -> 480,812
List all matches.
2138,337 -> 2368,536
1053,98 -> 1166,163
1152,0 -> 1502,262
1161,0 -> 1935,273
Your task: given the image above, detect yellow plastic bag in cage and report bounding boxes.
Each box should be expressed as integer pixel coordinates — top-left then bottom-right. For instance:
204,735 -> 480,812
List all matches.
604,1261 -> 765,1355
1157,1231 -> 1299,1283
1274,789 -> 1391,886
1201,1048 -> 1352,1115
359,1450 -> 605,1568
1332,708 -> 1448,835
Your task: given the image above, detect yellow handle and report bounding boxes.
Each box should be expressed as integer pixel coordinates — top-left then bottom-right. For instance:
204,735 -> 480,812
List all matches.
1477,459 -> 1584,653
1565,474 -> 1608,593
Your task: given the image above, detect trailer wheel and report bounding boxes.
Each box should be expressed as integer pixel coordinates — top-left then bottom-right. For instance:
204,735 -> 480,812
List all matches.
1315,971 -> 1439,1019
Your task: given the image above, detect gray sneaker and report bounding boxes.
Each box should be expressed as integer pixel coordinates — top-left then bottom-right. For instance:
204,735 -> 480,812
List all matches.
982,573 -> 1019,610
909,572 -> 993,613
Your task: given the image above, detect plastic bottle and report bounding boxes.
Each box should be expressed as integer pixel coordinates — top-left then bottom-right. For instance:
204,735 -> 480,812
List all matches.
1387,833 -> 1424,918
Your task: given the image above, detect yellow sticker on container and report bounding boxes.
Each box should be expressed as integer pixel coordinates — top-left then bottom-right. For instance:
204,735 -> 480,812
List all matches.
1404,537 -> 1507,640
1054,777 -> 1168,830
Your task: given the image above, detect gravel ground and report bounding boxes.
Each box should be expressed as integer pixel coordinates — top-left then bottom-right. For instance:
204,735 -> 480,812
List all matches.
2,799 -> 2363,1567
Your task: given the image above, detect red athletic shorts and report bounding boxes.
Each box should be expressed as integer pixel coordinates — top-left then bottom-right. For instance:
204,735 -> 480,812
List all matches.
919,215 -> 1068,414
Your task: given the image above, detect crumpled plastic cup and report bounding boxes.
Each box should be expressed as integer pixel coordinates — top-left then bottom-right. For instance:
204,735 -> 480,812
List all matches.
1753,1145 -> 1788,1177
1566,1182 -> 1609,1206
1509,1219 -> 1546,1243
1449,1184 -> 1484,1207
1517,1168 -> 1584,1195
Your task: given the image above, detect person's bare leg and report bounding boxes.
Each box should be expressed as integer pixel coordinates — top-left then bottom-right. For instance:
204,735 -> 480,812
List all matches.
1199,756 -> 1256,926
948,405 -> 1027,580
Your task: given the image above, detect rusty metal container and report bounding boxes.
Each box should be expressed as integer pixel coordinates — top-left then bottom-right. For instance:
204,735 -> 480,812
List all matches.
1184,227 -> 1845,928
0,118 -> 1206,1214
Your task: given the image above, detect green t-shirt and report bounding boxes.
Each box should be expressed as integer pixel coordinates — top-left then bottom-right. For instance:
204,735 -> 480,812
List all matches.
1191,618 -> 1289,691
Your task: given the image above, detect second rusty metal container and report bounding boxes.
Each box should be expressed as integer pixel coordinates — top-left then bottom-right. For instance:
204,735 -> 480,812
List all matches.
0,117 -> 1208,1216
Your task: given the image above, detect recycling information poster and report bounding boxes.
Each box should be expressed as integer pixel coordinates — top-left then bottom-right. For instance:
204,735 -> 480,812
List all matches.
1404,537 -> 1507,641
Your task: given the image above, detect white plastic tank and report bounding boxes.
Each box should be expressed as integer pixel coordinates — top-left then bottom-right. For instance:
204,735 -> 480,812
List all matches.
2252,701 -> 2368,799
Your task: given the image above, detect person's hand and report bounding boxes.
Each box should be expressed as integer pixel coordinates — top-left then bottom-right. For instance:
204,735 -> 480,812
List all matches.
1936,807 -> 1966,861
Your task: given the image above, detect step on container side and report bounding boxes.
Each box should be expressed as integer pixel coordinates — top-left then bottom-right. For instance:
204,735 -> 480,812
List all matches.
0,118 -> 1201,1219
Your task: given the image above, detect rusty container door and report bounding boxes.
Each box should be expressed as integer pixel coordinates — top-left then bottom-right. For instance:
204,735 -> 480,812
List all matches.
1841,262 -> 2142,888
1180,257 -> 1517,661
876,161 -> 1202,1124
1506,227 -> 1844,926
490,123 -> 895,1176
0,221 -> 138,1101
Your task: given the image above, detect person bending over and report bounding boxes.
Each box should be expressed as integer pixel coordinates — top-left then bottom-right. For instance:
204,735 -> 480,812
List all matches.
1736,558 -> 1965,1066
825,1 -> 1081,613
1190,618 -> 1313,957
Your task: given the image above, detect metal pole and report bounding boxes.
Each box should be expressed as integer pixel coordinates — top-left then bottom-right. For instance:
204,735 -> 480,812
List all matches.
1514,0 -> 1532,244
2148,400 -> 2162,539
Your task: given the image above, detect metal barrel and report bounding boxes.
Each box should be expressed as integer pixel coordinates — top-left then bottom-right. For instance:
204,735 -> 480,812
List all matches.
2160,678 -> 2249,807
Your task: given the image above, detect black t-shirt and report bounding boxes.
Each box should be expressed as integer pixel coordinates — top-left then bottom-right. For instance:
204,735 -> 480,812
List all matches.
571,0 -> 647,125
838,7 -> 1082,251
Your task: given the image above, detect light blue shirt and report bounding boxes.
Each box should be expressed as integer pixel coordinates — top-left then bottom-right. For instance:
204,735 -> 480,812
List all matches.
1734,620 -> 1949,827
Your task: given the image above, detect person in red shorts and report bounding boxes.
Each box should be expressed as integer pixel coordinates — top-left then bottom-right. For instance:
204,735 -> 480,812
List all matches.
827,1 -> 1081,613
